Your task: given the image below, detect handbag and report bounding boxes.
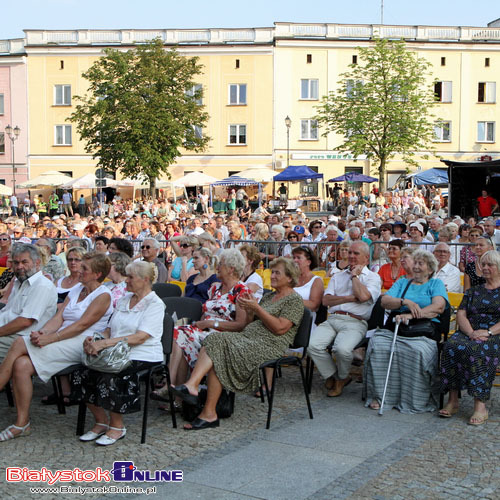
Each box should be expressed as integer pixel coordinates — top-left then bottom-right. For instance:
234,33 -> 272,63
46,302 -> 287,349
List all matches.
83,332 -> 132,374
181,388 -> 235,421
384,280 -> 439,341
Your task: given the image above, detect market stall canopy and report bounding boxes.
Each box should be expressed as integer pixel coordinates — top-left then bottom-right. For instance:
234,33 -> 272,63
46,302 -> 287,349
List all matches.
17,170 -> 72,189
211,176 -> 259,186
0,184 -> 13,196
61,173 -> 101,189
231,168 -> 275,183
112,178 -> 148,187
328,172 -> 378,183
273,165 -> 323,181
158,172 -> 219,188
408,168 -> 448,186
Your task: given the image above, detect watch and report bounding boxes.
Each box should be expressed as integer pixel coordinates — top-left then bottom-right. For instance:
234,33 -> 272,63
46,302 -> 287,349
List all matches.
214,320 -> 220,329
488,329 -> 493,336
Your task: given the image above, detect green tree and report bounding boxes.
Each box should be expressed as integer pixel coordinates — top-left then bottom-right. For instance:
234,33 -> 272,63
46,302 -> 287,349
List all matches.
69,39 -> 210,195
315,38 -> 436,192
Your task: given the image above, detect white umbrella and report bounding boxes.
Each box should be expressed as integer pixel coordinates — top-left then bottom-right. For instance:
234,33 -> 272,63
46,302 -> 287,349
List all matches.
17,170 -> 72,189
231,167 -> 276,183
158,171 -> 219,188
0,184 -> 13,195
62,173 -> 99,189
113,177 -> 148,187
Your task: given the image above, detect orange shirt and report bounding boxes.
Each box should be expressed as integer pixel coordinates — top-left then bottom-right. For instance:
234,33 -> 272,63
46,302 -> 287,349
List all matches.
378,263 -> 406,290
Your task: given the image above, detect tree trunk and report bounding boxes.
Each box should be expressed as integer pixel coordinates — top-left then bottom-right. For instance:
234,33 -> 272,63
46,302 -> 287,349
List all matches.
149,177 -> 156,199
378,158 -> 387,193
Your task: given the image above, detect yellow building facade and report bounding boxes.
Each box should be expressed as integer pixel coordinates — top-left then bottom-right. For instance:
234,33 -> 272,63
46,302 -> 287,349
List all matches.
17,23 -> 500,194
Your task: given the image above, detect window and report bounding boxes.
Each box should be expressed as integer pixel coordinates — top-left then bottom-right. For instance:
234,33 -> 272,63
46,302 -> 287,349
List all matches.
434,81 -> 452,103
346,79 -> 363,98
0,132 -> 4,154
485,57 -> 490,67
228,84 -> 247,105
0,93 -> 4,114
477,121 -> 495,142
54,84 -> 71,105
54,125 -> 72,145
352,55 -> 358,65
300,79 -> 319,100
235,59 -> 240,69
229,124 -> 246,145
60,60 -> 64,70
441,57 -> 446,66
433,121 -> 451,142
478,82 -> 496,103
307,54 -> 312,63
300,119 -> 318,140
193,125 -> 203,139
186,84 -> 203,105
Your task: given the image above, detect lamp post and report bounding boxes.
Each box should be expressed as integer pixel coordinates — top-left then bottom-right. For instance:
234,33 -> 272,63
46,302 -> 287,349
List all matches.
285,115 -> 291,168
5,125 -> 21,195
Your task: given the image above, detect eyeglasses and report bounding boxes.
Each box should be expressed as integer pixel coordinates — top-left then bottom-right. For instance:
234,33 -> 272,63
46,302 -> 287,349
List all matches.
67,258 -> 82,262
0,238 -> 10,241
180,243 -> 190,248
141,245 -> 152,250
283,226 -> 290,229
312,226 -> 321,229
381,228 -> 391,232
288,236 -> 298,240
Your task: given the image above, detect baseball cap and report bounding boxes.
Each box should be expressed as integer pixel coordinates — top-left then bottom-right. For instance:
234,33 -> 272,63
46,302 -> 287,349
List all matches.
293,225 -> 305,234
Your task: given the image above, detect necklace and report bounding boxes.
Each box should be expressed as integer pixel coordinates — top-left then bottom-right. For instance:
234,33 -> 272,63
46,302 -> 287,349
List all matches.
390,263 -> 401,280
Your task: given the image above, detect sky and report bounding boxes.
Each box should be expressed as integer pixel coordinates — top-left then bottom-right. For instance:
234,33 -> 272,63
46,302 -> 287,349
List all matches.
2,0 -> 500,40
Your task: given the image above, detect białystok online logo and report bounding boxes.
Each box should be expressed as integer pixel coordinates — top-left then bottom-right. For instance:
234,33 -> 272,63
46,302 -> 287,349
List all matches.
6,462 -> 183,484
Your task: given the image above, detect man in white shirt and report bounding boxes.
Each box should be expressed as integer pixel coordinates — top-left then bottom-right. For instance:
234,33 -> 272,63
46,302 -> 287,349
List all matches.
433,243 -> 462,293
482,218 -> 500,250
0,244 -> 57,360
308,241 -> 381,397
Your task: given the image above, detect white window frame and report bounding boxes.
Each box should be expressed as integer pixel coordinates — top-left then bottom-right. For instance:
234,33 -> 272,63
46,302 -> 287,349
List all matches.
54,85 -> 71,106
433,121 -> 451,142
228,124 -> 247,145
478,82 -> 496,103
477,121 -> 495,143
0,93 -> 4,115
434,81 -> 452,103
186,84 -> 203,105
228,84 -> 247,105
300,79 -> 319,100
54,125 -> 72,146
346,79 -> 363,98
300,119 -> 319,140
0,132 -> 4,154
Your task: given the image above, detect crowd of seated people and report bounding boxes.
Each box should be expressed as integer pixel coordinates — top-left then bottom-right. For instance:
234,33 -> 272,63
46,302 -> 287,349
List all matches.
0,201 -> 499,443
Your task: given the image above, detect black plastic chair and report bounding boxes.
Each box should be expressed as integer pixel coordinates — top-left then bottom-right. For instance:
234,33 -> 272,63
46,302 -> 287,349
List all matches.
162,296 -> 203,324
76,310 -> 177,444
259,308 -> 314,429
51,363 -> 85,415
152,283 -> 182,299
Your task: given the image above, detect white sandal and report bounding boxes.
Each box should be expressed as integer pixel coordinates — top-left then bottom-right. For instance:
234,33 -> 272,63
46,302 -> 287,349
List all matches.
79,423 -> 109,442
0,422 -> 31,442
96,426 -> 126,446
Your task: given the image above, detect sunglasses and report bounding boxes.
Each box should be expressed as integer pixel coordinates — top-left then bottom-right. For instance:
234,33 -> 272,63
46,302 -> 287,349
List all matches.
0,237 -> 10,241
141,245 -> 152,250
180,243 -> 190,248
288,236 -> 298,240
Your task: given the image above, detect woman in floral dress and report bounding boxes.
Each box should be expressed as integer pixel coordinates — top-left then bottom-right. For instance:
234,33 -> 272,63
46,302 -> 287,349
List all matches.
440,250 -> 500,425
154,250 -> 250,406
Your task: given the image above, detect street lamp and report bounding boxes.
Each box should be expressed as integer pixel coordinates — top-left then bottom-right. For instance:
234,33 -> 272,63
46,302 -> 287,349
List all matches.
285,116 -> 291,168
5,125 -> 21,195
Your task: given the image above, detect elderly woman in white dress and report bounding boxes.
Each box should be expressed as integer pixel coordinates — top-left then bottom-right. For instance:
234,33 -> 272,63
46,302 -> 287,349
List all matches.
0,252 -> 112,441
76,261 -> 165,446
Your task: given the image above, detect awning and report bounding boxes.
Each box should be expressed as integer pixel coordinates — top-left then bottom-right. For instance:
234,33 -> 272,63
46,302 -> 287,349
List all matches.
273,165 -> 323,181
17,170 -> 72,189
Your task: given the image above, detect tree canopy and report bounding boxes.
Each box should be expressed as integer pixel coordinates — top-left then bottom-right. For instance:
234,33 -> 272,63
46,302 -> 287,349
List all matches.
315,38 -> 437,192
69,39 -> 210,193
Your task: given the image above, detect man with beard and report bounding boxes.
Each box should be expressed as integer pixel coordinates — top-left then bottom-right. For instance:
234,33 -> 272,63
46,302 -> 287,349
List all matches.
0,244 -> 57,360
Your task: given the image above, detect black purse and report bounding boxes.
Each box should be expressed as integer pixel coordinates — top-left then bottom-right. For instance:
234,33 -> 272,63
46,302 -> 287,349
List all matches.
384,280 -> 439,341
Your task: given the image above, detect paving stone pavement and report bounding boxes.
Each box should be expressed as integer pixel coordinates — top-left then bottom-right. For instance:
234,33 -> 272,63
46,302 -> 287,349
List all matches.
1,368 -> 498,500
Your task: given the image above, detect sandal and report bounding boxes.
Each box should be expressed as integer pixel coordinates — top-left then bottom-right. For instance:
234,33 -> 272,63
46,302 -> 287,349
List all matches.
438,404 -> 459,418
468,412 -> 488,426
159,401 -> 182,413
150,387 -> 170,402
369,401 -> 380,410
0,422 -> 31,442
41,393 -> 58,405
183,417 -> 219,431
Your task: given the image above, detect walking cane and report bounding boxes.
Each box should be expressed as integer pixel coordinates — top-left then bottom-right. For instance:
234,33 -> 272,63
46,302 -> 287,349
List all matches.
378,319 -> 401,416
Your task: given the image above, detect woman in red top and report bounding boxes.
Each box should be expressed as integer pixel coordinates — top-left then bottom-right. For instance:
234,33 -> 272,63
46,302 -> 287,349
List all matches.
378,239 -> 406,290
0,233 -> 11,268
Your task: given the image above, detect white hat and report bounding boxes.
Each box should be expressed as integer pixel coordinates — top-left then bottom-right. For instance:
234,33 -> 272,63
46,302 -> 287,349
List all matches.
410,222 -> 424,234
328,215 -> 338,222
73,223 -> 85,231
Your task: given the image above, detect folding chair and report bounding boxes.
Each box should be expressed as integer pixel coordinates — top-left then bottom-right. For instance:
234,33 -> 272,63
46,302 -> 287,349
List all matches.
259,308 -> 314,429
152,282 -> 182,299
162,296 -> 203,324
